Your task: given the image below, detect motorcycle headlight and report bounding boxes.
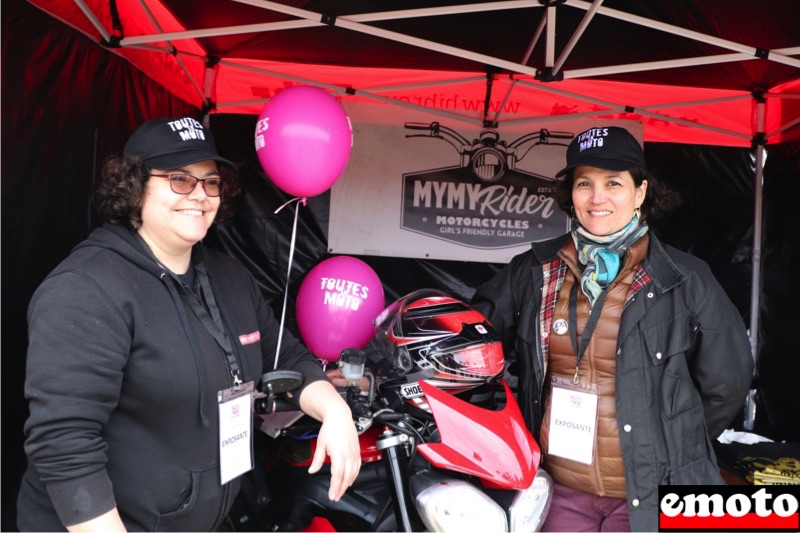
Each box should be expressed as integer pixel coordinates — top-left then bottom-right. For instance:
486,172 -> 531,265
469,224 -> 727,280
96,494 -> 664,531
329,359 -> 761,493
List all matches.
509,468 -> 554,532
415,480 -> 508,532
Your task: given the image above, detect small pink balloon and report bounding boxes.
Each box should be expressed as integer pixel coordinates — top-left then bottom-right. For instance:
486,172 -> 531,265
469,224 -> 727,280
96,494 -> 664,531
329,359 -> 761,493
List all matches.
254,86 -> 353,198
296,256 -> 385,362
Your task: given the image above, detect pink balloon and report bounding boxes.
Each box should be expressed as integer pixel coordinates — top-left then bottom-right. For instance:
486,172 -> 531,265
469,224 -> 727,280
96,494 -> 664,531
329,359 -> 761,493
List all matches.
296,256 -> 385,362
254,86 -> 353,198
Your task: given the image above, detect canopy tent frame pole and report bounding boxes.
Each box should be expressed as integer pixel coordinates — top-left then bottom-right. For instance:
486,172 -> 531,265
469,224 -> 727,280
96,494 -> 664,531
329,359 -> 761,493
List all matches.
766,93 -> 800,141
213,53 -> 754,141
73,0 -> 111,42
358,76 -> 489,93
565,0 -> 800,69
511,78 -> 752,141
552,0 -> 604,76
135,0 -> 208,107
567,51 -> 790,79
491,9 -> 547,125
213,60 -> 487,127
113,2 -> 798,107
744,94 -> 766,430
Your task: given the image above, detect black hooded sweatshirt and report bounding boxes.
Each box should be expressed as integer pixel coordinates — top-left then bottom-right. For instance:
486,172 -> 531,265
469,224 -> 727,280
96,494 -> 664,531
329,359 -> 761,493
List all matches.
17,223 -> 328,531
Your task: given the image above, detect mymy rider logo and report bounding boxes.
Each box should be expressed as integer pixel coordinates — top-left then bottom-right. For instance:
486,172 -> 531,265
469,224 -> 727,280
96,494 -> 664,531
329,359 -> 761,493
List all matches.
658,485 -> 800,531
400,123 -> 572,249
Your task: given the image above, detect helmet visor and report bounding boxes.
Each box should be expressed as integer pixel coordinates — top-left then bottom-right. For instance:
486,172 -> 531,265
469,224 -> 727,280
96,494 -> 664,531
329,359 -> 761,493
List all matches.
429,341 -> 504,380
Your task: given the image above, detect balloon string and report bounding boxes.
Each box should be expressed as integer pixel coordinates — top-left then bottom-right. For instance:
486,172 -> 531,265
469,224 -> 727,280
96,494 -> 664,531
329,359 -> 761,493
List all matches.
273,196 -> 307,370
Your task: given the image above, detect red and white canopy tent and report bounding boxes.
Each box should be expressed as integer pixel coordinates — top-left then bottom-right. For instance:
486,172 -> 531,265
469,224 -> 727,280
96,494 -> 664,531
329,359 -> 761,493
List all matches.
28,0 -> 800,422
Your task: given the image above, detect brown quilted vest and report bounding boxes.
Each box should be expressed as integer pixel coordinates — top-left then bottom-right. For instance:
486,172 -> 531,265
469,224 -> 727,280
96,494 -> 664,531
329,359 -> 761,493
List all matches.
539,235 -> 649,498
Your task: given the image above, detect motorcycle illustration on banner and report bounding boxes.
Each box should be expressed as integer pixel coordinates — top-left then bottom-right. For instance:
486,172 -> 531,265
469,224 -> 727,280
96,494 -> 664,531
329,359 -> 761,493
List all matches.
229,290 -> 553,532
401,123 -> 573,249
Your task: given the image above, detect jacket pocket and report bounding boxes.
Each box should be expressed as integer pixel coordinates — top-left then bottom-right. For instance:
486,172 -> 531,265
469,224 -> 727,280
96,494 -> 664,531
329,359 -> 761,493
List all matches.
643,315 -> 699,420
642,313 -> 694,368
154,466 -> 222,531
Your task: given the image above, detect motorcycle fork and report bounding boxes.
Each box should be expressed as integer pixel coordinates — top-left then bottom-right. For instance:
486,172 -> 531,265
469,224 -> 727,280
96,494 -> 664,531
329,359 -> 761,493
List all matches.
376,430 -> 415,532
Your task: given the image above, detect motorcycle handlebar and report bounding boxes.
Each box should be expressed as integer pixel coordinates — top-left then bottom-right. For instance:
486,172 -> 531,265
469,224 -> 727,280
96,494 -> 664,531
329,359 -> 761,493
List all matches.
404,122 -> 433,131
254,396 -> 299,415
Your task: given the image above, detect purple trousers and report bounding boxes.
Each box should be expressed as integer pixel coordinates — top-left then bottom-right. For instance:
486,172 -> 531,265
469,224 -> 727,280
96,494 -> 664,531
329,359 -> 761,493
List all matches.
540,482 -> 631,532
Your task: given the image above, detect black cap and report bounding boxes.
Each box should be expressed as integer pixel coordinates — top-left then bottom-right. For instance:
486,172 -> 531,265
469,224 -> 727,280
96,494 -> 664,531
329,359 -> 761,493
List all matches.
555,126 -> 644,177
123,116 -> 234,169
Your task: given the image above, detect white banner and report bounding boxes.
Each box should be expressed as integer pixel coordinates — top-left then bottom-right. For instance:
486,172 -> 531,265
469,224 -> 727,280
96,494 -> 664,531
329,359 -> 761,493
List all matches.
330,104 -> 643,263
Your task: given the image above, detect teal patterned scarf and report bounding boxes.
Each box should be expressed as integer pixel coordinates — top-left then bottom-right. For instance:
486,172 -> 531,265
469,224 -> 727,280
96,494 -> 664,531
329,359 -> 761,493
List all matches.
571,212 -> 649,306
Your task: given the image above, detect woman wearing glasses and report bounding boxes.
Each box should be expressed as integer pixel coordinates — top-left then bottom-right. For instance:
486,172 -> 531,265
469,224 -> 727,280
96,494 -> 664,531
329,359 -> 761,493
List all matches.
17,117 -> 361,532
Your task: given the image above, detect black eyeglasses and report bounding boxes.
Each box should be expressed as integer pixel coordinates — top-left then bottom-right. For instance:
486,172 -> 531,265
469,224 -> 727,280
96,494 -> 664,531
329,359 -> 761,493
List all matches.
149,174 -> 225,197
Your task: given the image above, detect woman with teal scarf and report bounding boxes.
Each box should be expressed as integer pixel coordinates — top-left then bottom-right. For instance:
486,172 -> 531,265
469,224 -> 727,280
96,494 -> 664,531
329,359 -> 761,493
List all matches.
471,126 -> 753,531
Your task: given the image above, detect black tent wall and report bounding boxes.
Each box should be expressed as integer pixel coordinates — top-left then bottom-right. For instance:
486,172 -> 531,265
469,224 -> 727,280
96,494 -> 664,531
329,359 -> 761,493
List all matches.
2,3 -> 199,530
3,1 -> 798,530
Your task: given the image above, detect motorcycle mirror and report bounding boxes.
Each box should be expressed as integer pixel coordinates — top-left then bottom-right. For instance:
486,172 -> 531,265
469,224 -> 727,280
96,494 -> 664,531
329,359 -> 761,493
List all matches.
259,370 -> 304,395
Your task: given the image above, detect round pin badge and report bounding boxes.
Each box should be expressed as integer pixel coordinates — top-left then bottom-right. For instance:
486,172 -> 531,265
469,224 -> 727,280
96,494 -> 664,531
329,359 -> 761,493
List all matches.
552,318 -> 568,335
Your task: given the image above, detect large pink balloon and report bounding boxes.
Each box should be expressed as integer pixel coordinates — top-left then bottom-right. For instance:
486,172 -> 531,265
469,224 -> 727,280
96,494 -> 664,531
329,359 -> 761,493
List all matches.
296,256 -> 385,362
254,86 -> 353,198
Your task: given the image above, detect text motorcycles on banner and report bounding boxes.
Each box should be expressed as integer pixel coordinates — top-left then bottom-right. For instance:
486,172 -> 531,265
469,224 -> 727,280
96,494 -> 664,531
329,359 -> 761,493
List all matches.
401,124 -> 573,249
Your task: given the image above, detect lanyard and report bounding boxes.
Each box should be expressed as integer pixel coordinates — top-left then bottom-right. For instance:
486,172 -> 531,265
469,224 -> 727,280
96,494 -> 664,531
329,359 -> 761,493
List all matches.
568,281 -> 608,384
131,230 -> 242,388
174,259 -> 242,387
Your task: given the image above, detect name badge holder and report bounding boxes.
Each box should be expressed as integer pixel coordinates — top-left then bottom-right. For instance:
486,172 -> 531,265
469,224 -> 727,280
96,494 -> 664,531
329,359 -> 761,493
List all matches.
218,380 -> 255,485
547,376 -> 599,465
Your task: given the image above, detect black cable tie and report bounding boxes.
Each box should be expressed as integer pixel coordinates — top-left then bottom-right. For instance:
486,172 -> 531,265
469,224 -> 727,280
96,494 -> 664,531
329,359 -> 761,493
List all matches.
202,101 -> 217,115
751,132 -> 767,148
624,106 -> 635,113
754,48 -> 769,59
321,13 -> 336,25
752,89 -> 766,104
102,36 -> 122,48
345,87 -> 356,96
205,56 -> 220,68
483,120 -> 499,128
538,0 -> 567,5
534,67 -> 564,82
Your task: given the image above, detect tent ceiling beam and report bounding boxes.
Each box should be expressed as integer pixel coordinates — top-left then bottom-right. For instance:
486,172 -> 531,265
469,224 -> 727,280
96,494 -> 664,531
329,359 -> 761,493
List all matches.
552,0 -> 603,75
767,117 -> 800,140
74,0 -> 111,42
114,1 -> 800,93
566,0 -> 800,69
213,58 -> 486,127
121,19 -> 319,46
566,53 -> 763,79
520,10 -> 547,65
230,0 -> 544,79
515,79 -> 751,141
544,4 -> 555,67
641,94 -> 749,111
321,0 -> 542,22
359,76 -> 488,93
135,0 -> 207,106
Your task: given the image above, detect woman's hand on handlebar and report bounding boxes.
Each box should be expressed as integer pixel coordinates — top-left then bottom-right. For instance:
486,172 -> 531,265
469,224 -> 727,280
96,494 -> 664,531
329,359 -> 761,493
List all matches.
297,380 -> 362,501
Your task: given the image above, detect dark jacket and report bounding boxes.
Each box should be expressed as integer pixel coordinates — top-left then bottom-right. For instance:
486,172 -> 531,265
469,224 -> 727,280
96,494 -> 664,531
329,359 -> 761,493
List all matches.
17,223 -> 328,532
471,233 -> 753,532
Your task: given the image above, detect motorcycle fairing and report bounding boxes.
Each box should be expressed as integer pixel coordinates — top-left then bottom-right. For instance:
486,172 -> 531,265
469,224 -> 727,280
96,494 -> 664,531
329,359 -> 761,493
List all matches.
416,379 -> 540,490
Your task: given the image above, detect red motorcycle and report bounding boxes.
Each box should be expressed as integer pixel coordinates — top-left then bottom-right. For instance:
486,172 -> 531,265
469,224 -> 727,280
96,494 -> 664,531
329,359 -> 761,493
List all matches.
233,289 -> 552,532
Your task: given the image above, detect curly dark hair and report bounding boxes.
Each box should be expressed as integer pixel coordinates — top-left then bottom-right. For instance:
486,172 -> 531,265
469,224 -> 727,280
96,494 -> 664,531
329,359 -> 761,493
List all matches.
554,166 -> 682,221
95,155 -> 241,229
